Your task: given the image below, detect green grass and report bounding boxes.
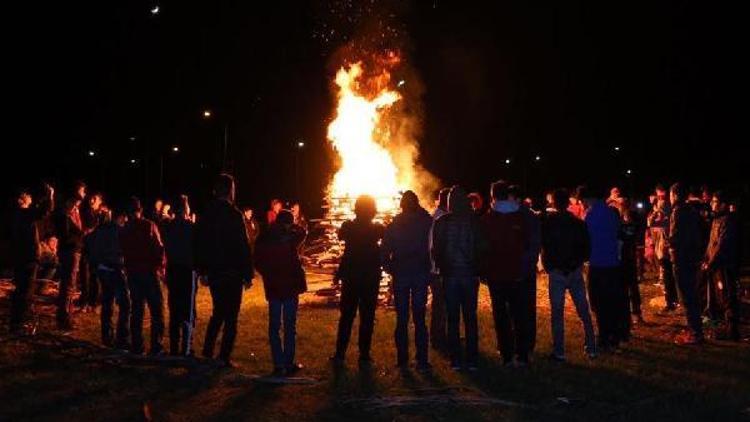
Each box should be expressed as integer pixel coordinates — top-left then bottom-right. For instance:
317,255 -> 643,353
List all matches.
1,273 -> 748,421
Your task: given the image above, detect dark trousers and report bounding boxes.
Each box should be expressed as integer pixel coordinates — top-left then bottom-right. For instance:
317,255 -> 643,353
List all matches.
78,255 -> 99,307
429,274 -> 447,348
488,282 -> 529,363
444,276 -> 479,364
203,277 -> 244,361
98,268 -> 130,348
711,267 -> 740,339
393,275 -> 429,365
268,297 -> 299,368
166,265 -> 197,356
660,258 -> 679,307
623,259 -> 642,316
522,274 -> 538,353
674,263 -> 704,339
334,278 -> 379,359
56,250 -> 81,325
588,266 -> 630,348
128,272 -> 164,354
10,263 -> 38,329
699,269 -> 720,319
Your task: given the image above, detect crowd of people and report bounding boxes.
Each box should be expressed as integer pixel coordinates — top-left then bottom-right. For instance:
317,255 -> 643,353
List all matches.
7,173 -> 743,376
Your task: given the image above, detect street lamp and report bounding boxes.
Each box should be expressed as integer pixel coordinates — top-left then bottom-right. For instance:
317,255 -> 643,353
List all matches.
172,145 -> 180,153
88,150 -> 96,157
295,140 -> 305,198
202,109 -> 212,118
614,146 -> 621,152
505,158 -> 511,165
535,155 -> 541,162
201,109 -> 229,171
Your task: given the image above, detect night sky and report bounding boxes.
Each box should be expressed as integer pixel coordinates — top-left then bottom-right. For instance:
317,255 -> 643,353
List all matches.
4,1 -> 743,216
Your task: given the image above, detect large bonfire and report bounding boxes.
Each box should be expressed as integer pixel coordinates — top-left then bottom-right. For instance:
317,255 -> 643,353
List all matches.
325,55 -> 413,222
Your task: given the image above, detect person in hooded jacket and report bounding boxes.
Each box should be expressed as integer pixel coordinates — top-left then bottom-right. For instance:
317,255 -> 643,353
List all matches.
331,195 -> 384,367
382,190 -> 433,372
255,209 -> 307,376
432,185 -> 486,371
9,184 -> 54,334
480,181 -> 538,366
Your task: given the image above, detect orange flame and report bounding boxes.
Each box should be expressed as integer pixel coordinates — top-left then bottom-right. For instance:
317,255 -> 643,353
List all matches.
327,62 -> 407,215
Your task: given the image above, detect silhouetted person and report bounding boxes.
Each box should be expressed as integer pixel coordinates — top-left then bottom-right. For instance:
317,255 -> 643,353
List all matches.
649,185 -> 678,311
163,195 -> 198,356
87,207 -> 130,349
267,198 -> 283,225
583,186 -> 629,352
432,186 -> 484,371
331,195 -> 384,367
428,188 -> 449,350
480,181 -> 539,367
254,209 -> 307,376
195,174 -> 254,367
79,192 -> 104,312
9,184 -> 54,334
669,183 -> 705,345
54,195 -> 84,330
242,207 -> 260,250
702,191 -> 741,341
382,190 -> 433,372
120,197 -> 166,355
542,189 -> 596,361
615,199 -> 645,324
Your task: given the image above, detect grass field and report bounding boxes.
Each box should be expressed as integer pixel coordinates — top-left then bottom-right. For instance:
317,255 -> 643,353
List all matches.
1,271 -> 748,421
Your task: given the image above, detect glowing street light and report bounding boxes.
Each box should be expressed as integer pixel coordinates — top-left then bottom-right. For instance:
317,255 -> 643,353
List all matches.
130,158 -> 138,165
202,109 -> 212,118
626,169 -> 632,175
614,146 -> 621,152
505,158 -> 511,165
535,155 -> 541,162
150,5 -> 160,15
297,141 -> 305,148
88,150 -> 96,157
172,146 -> 180,153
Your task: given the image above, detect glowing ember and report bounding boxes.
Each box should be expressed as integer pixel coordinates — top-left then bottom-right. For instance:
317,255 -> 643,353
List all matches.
327,62 -> 406,217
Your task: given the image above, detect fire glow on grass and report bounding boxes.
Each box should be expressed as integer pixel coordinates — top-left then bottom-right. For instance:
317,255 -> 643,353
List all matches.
326,61 -> 408,219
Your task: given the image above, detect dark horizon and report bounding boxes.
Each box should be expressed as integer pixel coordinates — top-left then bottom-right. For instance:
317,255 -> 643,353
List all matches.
3,1 -> 744,215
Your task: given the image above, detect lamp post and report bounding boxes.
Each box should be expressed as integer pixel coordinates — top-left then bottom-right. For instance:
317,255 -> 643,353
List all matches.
202,109 -> 230,171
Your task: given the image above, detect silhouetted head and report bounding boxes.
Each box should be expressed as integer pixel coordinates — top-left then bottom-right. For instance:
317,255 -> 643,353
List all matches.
354,195 -> 377,221
400,190 -> 420,213
214,173 -> 236,203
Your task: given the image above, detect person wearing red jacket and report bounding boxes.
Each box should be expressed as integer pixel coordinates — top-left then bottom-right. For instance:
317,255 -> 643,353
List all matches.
255,209 -> 307,376
120,197 -> 166,355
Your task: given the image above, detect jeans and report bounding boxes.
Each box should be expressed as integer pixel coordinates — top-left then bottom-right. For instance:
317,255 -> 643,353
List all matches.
488,282 -> 528,363
623,259 -> 642,315
78,255 -> 99,307
166,265 -> 197,355
334,278 -> 379,359
444,275 -> 479,364
429,274 -> 447,348
10,263 -> 38,329
268,297 -> 299,368
98,268 -> 130,348
203,276 -> 244,361
393,275 -> 429,365
57,250 -> 81,325
674,263 -> 703,339
128,272 -> 164,354
588,266 -> 630,348
548,268 -> 596,357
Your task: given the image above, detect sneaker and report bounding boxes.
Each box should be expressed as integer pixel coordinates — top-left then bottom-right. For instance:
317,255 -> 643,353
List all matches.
547,353 -> 566,363
286,362 -> 304,375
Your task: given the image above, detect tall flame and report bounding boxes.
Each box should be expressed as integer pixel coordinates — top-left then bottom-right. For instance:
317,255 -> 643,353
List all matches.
327,62 -> 406,214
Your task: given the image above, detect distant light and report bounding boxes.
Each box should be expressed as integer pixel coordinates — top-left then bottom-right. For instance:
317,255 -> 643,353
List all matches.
397,80 -> 405,87
636,202 -> 644,209
130,159 -> 137,165
202,110 -> 212,118
129,136 -> 136,142
614,146 -> 621,152
88,151 -> 96,157
172,146 -> 180,153
626,169 -> 632,175
535,155 -> 541,161
505,159 -> 511,165
150,5 -> 160,15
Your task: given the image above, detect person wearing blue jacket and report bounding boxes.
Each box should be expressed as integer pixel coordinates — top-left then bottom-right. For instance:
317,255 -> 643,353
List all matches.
583,187 -> 629,352
382,190 -> 434,372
